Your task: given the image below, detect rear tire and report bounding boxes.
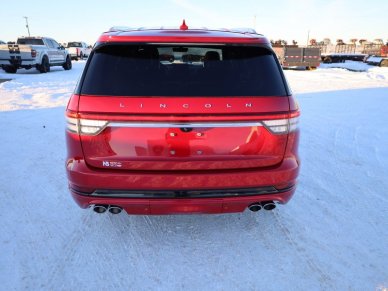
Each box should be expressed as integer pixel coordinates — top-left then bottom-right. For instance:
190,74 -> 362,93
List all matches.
38,56 -> 50,73
63,55 -> 72,70
4,66 -> 17,73
323,56 -> 332,63
380,59 -> 388,67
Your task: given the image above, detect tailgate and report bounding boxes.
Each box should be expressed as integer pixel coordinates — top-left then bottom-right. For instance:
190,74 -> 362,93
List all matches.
67,47 -> 77,54
0,44 -> 33,61
78,96 -> 290,171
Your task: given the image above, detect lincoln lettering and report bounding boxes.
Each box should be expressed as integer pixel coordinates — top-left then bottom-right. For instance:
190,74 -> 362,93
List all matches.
119,102 -> 254,109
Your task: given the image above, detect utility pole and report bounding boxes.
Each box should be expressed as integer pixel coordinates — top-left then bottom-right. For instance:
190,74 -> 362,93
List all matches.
306,30 -> 310,46
23,16 -> 30,37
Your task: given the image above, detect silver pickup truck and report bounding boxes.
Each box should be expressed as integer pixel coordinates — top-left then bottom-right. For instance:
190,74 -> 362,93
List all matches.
67,41 -> 92,60
0,36 -> 72,73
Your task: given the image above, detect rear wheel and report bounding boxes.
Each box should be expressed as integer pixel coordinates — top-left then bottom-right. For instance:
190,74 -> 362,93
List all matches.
38,56 -> 50,73
380,59 -> 388,67
3,66 -> 17,73
63,55 -> 72,70
323,56 -> 332,63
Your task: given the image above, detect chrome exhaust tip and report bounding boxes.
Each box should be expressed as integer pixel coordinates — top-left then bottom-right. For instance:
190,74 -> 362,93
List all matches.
93,204 -> 108,214
262,201 -> 276,211
108,206 -> 122,214
248,203 -> 262,212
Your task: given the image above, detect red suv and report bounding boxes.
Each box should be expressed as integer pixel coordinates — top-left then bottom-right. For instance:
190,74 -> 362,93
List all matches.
65,22 -> 300,215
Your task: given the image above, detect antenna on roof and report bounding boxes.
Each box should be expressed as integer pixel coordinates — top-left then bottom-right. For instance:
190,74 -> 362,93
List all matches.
180,19 -> 188,30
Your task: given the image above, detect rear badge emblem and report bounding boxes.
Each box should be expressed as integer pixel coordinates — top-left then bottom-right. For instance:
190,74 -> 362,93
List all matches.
102,161 -> 122,168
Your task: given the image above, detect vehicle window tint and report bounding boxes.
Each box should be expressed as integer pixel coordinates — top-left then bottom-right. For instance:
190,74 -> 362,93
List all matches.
17,38 -> 44,45
68,42 -> 82,47
51,40 -> 60,48
81,45 -> 287,97
46,40 -> 55,48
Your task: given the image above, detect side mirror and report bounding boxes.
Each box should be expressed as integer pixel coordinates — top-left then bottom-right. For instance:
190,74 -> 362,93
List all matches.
59,46 -> 65,50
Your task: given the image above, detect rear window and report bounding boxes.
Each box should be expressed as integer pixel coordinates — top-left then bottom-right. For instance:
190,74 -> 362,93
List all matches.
17,38 -> 45,45
68,42 -> 82,47
81,44 -> 287,96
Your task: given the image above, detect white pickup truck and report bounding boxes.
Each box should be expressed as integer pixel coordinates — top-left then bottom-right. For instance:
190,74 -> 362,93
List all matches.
66,41 -> 91,60
0,36 -> 72,73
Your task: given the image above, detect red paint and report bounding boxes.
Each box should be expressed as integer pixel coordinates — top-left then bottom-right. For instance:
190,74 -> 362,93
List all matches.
180,20 -> 188,31
65,26 -> 300,215
71,189 -> 295,215
78,96 -> 289,115
97,29 -> 269,45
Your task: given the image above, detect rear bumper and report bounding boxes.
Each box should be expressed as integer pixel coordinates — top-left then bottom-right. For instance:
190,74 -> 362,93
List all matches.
69,53 -> 79,58
0,59 -> 37,67
66,157 -> 299,214
70,188 -> 296,214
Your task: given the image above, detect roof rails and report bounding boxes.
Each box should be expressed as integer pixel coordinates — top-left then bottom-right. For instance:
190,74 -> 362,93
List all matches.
107,26 -> 260,35
19,36 -> 44,39
229,28 -> 258,34
109,26 -> 137,32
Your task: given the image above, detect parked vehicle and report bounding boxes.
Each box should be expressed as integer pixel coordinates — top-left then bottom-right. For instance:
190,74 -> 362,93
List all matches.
273,45 -> 320,69
67,42 -> 91,60
318,39 -> 388,64
65,21 -> 300,215
0,40 -> 5,44
321,44 -> 366,63
0,36 -> 72,73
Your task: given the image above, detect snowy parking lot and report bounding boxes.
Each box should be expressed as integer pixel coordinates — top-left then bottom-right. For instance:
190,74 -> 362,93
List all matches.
0,62 -> 387,290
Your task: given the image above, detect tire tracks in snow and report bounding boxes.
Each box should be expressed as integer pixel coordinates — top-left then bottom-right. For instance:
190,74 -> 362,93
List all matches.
333,127 -> 347,185
44,212 -> 93,290
110,214 -> 167,288
271,211 -> 334,289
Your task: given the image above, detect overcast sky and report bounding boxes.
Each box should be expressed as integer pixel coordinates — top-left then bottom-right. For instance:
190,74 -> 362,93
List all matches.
1,0 -> 387,45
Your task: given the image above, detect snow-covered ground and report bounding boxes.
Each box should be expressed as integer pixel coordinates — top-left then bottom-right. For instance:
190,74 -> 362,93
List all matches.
319,60 -> 381,72
0,62 -> 387,291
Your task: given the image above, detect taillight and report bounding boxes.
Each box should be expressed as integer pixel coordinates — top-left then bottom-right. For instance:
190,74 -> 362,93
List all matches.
66,116 -> 78,133
288,116 -> 299,132
79,119 -> 108,135
31,49 -> 37,58
262,119 -> 289,134
66,113 -> 108,136
262,111 -> 300,134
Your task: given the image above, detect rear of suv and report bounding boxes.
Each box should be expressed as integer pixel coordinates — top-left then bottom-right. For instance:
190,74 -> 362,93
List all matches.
65,22 -> 300,215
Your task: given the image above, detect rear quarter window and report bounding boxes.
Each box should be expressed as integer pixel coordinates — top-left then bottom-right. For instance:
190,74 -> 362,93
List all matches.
80,44 -> 288,97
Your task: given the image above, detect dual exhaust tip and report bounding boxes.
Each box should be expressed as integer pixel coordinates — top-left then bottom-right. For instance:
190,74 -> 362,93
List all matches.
248,201 -> 276,212
93,204 -> 122,214
93,202 -> 275,214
